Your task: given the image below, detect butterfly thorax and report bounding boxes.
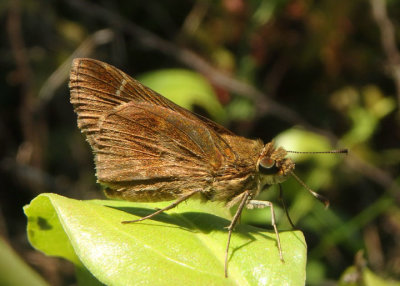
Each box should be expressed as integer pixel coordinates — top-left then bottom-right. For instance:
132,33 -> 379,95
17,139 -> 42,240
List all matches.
207,140 -> 295,207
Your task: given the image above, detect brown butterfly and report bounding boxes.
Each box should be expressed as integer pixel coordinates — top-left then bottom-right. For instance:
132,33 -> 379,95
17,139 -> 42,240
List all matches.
70,58 -> 344,277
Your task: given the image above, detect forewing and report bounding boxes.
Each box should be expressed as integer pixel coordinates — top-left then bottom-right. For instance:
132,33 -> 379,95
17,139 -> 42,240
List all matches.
69,58 -> 244,200
94,101 -> 230,186
70,58 -> 170,146
70,58 -> 235,148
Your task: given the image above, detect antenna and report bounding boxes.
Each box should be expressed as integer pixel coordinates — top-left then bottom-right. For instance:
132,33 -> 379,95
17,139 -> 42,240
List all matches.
286,149 -> 348,155
290,171 -> 330,208
282,148 -> 347,219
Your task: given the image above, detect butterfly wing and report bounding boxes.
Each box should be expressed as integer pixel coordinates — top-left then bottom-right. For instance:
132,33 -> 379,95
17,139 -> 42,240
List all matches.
70,58 -> 234,147
70,58 -> 168,147
70,58 -> 239,201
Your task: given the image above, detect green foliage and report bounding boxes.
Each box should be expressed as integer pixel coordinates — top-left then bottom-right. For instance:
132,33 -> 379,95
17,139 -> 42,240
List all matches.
0,237 -> 48,286
339,266 -> 400,286
331,85 -> 396,147
138,69 -> 227,123
24,193 -> 307,286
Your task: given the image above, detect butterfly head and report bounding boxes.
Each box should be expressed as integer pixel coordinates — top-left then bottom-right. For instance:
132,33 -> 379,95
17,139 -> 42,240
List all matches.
257,141 -> 295,187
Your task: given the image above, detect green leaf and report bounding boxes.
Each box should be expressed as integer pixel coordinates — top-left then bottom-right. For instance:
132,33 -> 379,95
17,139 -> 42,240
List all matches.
24,193 -> 306,286
0,236 -> 48,286
226,97 -> 255,121
138,69 -> 227,123
275,128 -> 335,165
275,128 -> 345,189
339,266 -> 400,286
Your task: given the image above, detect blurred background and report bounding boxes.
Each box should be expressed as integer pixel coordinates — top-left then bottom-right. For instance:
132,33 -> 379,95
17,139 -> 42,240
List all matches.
1,0 -> 400,285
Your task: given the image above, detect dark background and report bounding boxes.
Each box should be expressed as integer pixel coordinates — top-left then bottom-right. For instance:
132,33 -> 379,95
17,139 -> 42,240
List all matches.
1,0 -> 399,285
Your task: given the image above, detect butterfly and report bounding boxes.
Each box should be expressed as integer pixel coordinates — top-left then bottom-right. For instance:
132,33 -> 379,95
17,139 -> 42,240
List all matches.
70,58 -> 340,277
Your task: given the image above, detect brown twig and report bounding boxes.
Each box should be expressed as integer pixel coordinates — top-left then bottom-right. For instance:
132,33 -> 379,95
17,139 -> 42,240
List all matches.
370,0 -> 400,108
180,0 -> 208,37
67,0 -> 313,128
7,0 -> 45,168
36,29 -> 115,112
0,157 -> 101,200
344,153 -> 400,201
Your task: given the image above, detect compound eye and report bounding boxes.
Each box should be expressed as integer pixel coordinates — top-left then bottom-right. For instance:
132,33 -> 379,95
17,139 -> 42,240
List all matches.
260,157 -> 275,169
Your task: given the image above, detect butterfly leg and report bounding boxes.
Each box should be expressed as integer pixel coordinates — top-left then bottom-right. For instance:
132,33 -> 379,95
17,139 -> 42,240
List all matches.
122,189 -> 202,224
224,190 -> 251,278
278,184 -> 296,228
247,199 -> 284,262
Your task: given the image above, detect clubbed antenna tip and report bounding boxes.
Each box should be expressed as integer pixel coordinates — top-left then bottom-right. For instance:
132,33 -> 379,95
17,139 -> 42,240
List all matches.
290,171 -> 330,208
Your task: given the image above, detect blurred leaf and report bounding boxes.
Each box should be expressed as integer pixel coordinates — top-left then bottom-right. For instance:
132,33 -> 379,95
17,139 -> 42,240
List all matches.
24,193 -> 307,286
0,236 -> 48,286
289,189 -> 323,226
362,85 -> 395,119
330,86 -> 359,111
138,69 -> 227,123
333,85 -> 395,146
311,195 -> 394,258
343,107 -> 378,145
252,0 -> 286,26
275,129 -> 336,165
339,266 -> 400,286
226,96 -> 255,121
274,128 -> 347,196
306,259 -> 326,285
